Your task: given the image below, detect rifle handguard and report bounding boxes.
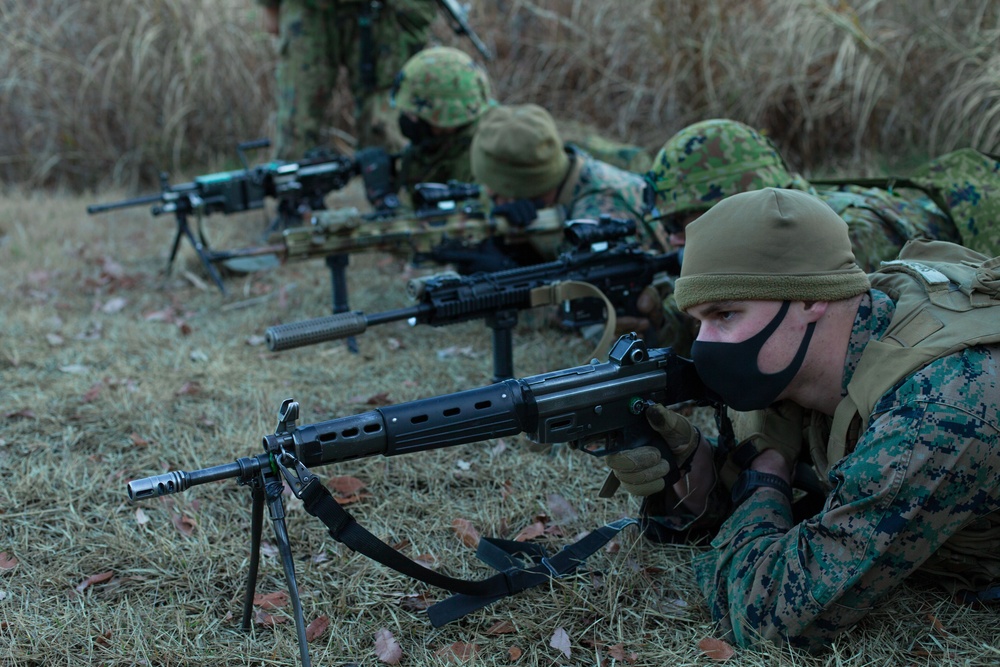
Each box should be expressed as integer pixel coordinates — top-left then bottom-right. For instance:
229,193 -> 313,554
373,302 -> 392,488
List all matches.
266,312 -> 368,351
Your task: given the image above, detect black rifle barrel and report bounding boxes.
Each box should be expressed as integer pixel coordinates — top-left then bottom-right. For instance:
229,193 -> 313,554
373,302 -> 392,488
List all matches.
86,193 -> 164,215
265,305 -> 428,351
127,456 -> 266,500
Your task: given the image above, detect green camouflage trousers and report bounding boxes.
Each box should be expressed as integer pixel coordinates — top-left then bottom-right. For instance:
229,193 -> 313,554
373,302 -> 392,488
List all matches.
273,0 -> 435,159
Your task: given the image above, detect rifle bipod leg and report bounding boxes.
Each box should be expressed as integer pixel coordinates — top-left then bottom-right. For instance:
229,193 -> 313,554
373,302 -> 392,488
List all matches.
325,253 -> 357,354
485,309 -> 519,382
238,466 -> 312,667
166,211 -> 227,294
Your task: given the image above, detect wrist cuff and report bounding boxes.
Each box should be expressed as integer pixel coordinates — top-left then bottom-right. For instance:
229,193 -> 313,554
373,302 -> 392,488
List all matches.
730,469 -> 792,506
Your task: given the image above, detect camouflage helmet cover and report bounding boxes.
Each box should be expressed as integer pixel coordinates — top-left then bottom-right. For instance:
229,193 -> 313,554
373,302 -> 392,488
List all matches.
646,119 -> 793,224
391,46 -> 493,129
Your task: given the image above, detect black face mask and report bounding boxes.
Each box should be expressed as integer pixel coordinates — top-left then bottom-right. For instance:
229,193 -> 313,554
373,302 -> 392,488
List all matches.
691,301 -> 816,411
399,114 -> 435,145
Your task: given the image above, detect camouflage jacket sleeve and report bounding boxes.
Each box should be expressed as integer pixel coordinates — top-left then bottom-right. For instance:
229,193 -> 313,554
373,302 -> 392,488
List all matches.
815,186 -> 962,272
693,346 -> 1000,650
558,152 -> 648,222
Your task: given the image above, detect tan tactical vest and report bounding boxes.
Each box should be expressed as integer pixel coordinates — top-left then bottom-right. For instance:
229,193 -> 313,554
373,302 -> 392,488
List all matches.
815,239 -> 1000,590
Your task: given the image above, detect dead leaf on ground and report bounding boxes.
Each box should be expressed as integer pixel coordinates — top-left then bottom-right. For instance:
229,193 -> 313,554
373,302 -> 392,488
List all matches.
485,620 -> 516,635
412,553 -> 438,569
452,518 -> 480,548
171,513 -> 197,537
927,613 -> 948,635
82,382 -> 103,402
508,646 -> 523,661
374,628 -> 403,664
254,610 -> 287,627
175,381 -> 201,397
513,521 -> 545,542
398,592 -> 434,611
546,493 -> 580,522
0,552 -> 18,570
698,637 -> 735,661
134,508 -> 150,526
434,642 -> 479,663
347,391 -> 392,406
254,590 -> 289,609
100,297 -> 127,314
143,307 -> 177,322
76,570 -> 114,593
608,643 -> 639,663
550,627 -> 572,659
306,615 -> 329,642
328,476 -> 367,495
4,409 -> 35,420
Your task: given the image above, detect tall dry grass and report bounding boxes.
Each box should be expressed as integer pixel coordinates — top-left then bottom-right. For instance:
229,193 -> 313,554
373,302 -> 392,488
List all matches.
1,0 -> 999,191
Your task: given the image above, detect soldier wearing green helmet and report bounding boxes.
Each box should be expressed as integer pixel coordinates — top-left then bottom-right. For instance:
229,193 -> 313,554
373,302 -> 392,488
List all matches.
391,46 -> 495,191
645,118 -> 960,258
642,118 -> 964,355
391,47 -> 655,198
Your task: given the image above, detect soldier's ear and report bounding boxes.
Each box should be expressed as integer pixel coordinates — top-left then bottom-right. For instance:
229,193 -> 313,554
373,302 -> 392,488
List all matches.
800,301 -> 828,322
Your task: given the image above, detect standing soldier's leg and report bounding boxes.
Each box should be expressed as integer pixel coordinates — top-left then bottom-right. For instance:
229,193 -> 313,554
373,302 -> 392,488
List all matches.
349,0 -> 436,151
275,0 -> 337,160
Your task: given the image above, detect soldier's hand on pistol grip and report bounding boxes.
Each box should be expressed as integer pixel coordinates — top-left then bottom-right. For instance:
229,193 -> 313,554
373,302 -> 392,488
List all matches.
493,199 -> 538,228
606,404 -> 700,496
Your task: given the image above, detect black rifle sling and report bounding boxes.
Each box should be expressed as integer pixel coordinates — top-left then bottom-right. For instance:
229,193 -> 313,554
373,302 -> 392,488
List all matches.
297,477 -> 637,625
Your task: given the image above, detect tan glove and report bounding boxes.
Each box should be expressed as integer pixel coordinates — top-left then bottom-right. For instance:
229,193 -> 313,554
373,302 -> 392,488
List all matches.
606,404 -> 700,496
720,400 -> 805,489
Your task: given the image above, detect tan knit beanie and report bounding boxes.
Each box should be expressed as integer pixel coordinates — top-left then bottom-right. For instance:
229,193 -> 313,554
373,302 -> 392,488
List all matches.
673,188 -> 871,311
470,104 -> 570,199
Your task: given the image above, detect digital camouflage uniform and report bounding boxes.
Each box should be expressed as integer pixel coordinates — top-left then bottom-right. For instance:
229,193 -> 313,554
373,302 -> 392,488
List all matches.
693,288 -> 1000,650
262,0 -> 437,159
391,46 -> 494,192
556,147 -> 649,228
910,148 -> 1000,257
646,119 -> 964,356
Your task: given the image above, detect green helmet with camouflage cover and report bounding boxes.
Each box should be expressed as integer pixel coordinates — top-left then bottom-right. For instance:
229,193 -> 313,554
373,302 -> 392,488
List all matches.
645,119 -> 794,226
391,46 -> 492,129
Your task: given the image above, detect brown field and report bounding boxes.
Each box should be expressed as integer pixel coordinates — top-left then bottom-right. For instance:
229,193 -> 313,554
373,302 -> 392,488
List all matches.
2,1 -> 1000,665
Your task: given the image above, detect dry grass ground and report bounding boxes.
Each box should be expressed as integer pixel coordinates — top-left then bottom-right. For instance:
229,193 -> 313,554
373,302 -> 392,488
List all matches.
2,188 -> 1000,665
2,0 -> 1000,665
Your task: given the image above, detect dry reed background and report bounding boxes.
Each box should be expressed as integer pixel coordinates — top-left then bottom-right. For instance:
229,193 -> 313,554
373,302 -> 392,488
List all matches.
2,0 -> 1000,191
2,0 -> 1000,665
